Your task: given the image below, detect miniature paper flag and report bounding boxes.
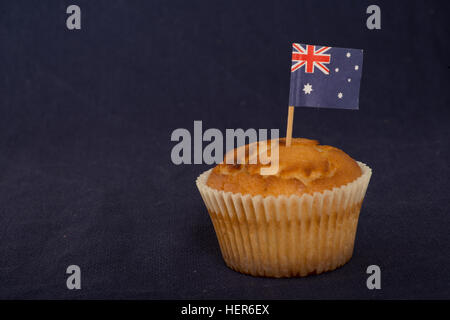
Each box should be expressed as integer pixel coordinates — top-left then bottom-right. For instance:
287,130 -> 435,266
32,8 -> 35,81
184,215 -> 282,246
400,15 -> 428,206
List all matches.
289,43 -> 363,109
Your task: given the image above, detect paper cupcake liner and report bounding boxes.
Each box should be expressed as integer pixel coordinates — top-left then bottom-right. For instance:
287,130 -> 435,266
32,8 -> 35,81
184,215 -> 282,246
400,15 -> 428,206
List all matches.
196,162 -> 372,277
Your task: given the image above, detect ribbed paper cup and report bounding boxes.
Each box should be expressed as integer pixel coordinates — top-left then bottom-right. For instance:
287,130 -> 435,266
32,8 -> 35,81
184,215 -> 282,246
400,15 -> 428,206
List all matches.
196,162 -> 372,277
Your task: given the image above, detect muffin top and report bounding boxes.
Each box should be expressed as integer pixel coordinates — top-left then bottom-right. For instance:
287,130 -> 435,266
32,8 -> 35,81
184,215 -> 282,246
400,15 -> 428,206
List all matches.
206,138 -> 362,197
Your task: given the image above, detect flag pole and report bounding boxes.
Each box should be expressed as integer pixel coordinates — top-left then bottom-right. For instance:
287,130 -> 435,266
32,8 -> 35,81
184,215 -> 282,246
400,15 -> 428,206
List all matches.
286,106 -> 294,147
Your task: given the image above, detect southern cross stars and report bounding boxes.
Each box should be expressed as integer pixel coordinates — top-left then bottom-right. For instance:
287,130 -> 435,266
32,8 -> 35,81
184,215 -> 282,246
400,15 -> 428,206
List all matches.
299,54 -> 360,100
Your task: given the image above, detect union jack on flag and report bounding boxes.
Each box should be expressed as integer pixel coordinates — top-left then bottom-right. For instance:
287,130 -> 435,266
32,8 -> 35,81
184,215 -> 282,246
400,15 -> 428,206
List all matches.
291,44 -> 331,74
289,43 -> 364,109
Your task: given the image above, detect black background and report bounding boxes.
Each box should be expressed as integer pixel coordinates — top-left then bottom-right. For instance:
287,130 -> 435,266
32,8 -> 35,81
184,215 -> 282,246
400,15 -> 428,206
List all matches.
0,0 -> 449,299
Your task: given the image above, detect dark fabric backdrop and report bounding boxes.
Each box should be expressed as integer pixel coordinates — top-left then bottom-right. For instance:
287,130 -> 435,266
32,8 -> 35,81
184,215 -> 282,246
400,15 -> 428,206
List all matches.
0,0 -> 449,299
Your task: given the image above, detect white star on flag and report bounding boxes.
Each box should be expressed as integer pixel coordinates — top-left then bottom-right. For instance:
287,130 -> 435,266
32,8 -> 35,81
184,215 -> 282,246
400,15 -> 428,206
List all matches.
302,83 -> 313,94
338,92 -> 343,99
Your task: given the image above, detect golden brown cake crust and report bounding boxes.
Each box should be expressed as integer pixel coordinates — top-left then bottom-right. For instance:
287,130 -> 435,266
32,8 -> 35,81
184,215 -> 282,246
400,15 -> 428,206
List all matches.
206,138 -> 362,197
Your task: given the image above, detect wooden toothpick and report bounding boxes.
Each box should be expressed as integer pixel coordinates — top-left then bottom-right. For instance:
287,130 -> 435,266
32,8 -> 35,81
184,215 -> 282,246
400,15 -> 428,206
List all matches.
286,106 -> 294,147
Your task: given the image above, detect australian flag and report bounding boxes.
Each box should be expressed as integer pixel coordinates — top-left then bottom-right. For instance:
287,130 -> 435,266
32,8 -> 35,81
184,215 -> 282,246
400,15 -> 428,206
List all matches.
289,43 -> 363,109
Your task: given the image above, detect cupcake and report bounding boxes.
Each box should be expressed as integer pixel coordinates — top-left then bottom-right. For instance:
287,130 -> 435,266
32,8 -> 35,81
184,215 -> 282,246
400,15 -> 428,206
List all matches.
196,138 -> 372,277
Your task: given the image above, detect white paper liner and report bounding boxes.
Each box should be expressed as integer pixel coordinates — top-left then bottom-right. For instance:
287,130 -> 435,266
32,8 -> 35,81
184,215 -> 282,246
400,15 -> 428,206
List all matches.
196,162 -> 372,277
